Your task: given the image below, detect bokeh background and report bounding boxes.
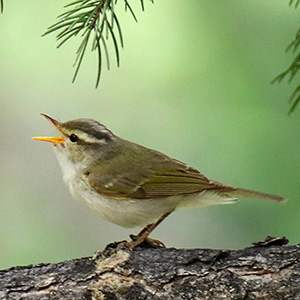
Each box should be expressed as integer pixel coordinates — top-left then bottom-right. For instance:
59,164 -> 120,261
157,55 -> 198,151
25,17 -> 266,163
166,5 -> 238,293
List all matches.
0,0 -> 299,270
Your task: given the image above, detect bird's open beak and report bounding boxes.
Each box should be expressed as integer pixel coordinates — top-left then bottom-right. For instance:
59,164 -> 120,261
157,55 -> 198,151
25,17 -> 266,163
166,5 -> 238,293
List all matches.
32,113 -> 64,144
33,136 -> 64,144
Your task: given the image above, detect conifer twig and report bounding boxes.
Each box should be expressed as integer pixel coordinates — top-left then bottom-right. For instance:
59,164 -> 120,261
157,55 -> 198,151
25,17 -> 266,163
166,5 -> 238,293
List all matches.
289,0 -> 300,8
273,1 -> 300,114
44,0 -> 153,87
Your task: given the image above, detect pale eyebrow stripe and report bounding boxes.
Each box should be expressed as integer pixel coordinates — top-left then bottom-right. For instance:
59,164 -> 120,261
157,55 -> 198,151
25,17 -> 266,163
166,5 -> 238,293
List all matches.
76,131 -> 108,144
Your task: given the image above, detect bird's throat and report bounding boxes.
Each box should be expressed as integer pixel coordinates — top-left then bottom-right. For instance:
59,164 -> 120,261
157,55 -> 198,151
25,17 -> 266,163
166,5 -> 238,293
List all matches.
53,146 -> 80,186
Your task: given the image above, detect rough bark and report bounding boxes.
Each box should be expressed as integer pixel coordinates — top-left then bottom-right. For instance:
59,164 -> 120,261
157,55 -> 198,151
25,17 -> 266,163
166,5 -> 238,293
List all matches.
0,237 -> 299,300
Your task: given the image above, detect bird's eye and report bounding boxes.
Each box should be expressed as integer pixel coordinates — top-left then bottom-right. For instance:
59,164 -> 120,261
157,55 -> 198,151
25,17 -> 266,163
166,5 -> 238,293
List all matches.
69,134 -> 78,143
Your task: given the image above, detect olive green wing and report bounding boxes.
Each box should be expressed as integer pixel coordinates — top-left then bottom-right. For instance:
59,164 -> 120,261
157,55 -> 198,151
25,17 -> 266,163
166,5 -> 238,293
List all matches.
88,153 -> 235,199
87,138 -> 284,202
135,168 -> 233,198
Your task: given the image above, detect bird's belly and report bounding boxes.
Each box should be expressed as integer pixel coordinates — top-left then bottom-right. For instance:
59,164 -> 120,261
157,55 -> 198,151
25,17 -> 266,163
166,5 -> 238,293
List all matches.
70,184 -> 176,227
69,179 -> 236,228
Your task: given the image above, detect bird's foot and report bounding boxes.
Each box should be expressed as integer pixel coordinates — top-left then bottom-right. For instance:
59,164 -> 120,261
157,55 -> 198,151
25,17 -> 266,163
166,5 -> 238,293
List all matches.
128,234 -> 165,248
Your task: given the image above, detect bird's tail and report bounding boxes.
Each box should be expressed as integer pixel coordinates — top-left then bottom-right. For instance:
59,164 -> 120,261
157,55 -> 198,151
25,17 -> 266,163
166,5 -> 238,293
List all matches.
231,187 -> 286,202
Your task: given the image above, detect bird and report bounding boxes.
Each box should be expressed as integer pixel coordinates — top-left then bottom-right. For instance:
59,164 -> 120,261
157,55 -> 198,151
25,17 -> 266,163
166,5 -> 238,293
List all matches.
33,114 -> 285,248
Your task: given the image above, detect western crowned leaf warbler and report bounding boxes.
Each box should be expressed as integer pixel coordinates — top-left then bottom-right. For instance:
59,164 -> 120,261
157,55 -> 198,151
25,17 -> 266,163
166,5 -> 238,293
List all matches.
33,114 -> 285,248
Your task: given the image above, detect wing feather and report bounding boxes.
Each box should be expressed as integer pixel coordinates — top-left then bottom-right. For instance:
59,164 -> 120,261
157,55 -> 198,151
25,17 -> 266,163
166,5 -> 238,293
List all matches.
88,149 -> 235,199
132,167 -> 235,198
87,139 -> 284,202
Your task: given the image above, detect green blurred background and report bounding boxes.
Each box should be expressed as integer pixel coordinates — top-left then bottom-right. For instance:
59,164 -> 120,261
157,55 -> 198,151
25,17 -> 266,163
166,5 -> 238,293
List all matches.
0,0 -> 299,270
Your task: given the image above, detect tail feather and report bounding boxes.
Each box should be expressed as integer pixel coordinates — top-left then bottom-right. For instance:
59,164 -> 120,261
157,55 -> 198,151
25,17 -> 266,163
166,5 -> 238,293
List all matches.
231,188 -> 285,202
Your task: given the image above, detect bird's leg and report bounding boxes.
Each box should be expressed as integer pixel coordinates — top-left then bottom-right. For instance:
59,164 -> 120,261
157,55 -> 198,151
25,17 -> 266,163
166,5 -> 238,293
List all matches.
126,211 -> 173,249
129,223 -> 152,241
129,228 -> 164,247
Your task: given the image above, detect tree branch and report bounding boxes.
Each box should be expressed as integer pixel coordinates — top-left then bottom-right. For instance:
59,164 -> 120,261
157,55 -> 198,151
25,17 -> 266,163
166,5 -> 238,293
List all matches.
0,237 -> 299,299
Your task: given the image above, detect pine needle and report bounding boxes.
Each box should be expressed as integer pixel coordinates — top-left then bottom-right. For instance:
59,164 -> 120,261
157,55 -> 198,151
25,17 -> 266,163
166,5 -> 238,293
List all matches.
43,0 -> 153,87
273,3 -> 300,113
